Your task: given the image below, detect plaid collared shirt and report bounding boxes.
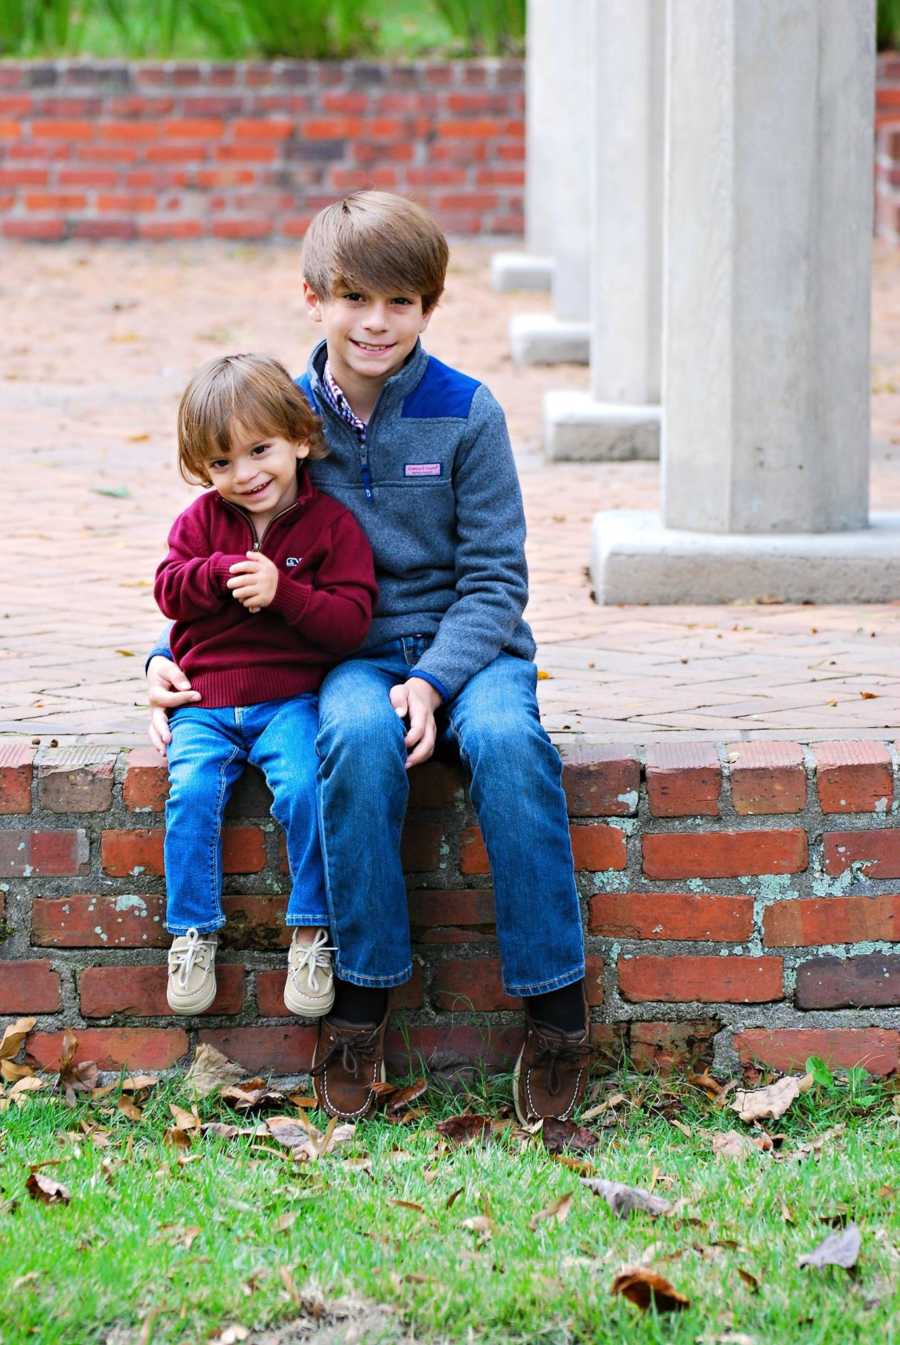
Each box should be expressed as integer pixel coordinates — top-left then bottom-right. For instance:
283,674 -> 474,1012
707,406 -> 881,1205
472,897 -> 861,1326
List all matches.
320,362 -> 373,499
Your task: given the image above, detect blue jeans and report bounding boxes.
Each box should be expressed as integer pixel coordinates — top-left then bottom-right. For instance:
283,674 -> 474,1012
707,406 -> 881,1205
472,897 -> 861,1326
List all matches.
317,640 -> 585,995
165,696 -> 326,935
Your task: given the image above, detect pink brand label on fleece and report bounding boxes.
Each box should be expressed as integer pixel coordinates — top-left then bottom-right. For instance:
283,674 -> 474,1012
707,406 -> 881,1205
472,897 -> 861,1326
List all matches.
405,462 -> 441,477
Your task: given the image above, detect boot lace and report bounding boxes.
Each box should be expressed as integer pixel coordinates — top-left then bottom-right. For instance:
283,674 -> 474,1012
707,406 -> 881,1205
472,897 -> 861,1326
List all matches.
531,1023 -> 589,1097
310,1021 -> 382,1081
288,928 -> 336,993
170,927 -> 214,991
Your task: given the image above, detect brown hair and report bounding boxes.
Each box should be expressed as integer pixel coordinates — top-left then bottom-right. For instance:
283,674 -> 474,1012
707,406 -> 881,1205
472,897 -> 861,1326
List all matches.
177,353 -> 326,487
302,190 -> 449,313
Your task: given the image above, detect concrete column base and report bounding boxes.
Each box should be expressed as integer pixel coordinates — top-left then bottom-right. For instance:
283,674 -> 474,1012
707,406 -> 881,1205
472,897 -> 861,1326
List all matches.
509,314 -> 590,366
544,390 -> 660,461
490,251 -> 554,292
590,510 -> 900,605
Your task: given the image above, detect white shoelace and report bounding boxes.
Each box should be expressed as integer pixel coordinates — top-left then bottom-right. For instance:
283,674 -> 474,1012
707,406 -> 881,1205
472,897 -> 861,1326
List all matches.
289,928 -> 335,992
170,927 -> 214,990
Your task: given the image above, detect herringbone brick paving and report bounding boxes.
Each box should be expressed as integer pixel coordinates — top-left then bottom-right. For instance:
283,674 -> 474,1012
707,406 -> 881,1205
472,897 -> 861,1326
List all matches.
2,240 -> 900,745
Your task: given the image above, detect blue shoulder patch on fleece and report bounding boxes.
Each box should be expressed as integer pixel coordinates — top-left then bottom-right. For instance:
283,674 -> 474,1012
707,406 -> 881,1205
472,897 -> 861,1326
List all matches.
401,356 -> 480,420
295,373 -> 318,412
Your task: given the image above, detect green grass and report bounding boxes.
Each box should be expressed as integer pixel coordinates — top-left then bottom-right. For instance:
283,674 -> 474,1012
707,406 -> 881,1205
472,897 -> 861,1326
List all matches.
0,1069 -> 898,1344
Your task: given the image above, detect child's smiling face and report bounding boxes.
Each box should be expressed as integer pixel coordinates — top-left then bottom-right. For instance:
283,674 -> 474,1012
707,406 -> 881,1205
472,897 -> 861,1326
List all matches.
303,281 -> 432,396
206,424 -> 309,531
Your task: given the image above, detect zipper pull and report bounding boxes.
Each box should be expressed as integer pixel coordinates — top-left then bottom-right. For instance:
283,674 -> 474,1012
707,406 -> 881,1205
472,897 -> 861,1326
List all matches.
251,540 -> 261,551
361,462 -> 373,501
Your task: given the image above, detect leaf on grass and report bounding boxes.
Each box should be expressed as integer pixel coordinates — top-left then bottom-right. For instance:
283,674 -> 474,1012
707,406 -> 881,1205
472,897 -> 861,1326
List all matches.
794,1124 -> 845,1161
220,1083 -> 288,1112
275,1211 -> 299,1233
164,1127 -> 193,1150
731,1073 -> 812,1123
737,1267 -> 760,1292
445,1186 -> 465,1209
287,1093 -> 319,1109
541,1117 -> 600,1155
690,1071 -> 727,1099
120,1074 -> 159,1093
696,1335 -> 758,1345
712,1130 -> 759,1160
384,1077 -> 428,1114
610,1266 -> 689,1313
56,1029 -> 98,1107
157,1224 -> 201,1250
390,1199 -> 426,1214
117,1096 -> 143,1122
169,1102 -> 201,1132
436,1114 -> 492,1144
1,1059 -> 34,1083
9,1076 -> 46,1105
0,1018 -> 35,1060
26,1171 -> 71,1205
279,1265 -> 301,1305
184,1043 -> 246,1099
266,1113 -> 354,1162
552,1153 -> 596,1176
209,1328 -> 249,1345
461,1214 -> 494,1241
529,1193 -> 572,1230
797,1223 -> 861,1270
582,1178 -> 672,1218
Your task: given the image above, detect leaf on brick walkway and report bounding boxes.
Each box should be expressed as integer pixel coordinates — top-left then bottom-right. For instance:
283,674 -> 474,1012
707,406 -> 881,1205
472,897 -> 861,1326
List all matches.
610,1266 -> 689,1313
0,1018 -> 35,1060
731,1073 -> 812,1123
798,1223 -> 861,1270
583,1178 -> 672,1218
184,1042 -> 245,1099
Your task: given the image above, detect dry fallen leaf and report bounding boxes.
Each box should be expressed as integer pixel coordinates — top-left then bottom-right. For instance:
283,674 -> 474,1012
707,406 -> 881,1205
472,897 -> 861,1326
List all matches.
266,1113 -> 354,1162
712,1130 -> 761,1160
582,1178 -> 672,1218
0,1018 -> 35,1060
731,1073 -> 812,1123
461,1214 -> 494,1241
184,1042 -> 245,1099
26,1171 -> 71,1205
436,1114 -> 492,1144
798,1223 -> 861,1270
120,1074 -> 159,1092
541,1117 -> 600,1155
610,1266 -> 689,1313
0,1059 -> 34,1083
209,1328 -> 249,1345
529,1193 -> 572,1230
390,1199 -> 426,1214
117,1096 -> 143,1123
169,1103 -> 202,1132
9,1076 -> 46,1105
56,1029 -> 98,1107
220,1083 -> 288,1112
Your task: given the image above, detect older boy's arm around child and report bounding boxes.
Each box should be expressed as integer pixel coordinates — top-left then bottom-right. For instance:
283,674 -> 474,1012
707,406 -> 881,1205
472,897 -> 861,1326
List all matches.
154,353 -> 376,1019
149,192 -> 588,1124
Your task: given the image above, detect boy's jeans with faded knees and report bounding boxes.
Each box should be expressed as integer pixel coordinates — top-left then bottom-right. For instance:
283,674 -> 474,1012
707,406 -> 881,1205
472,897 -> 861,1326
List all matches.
316,640 -> 585,996
165,695 -> 326,935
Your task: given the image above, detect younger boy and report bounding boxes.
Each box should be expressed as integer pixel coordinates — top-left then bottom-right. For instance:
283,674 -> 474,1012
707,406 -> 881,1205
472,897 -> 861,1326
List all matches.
155,353 -> 376,1017
148,194 -> 589,1120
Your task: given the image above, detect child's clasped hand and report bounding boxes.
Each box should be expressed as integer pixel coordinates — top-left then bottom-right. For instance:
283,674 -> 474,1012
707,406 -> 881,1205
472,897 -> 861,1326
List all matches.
227,551 -> 279,613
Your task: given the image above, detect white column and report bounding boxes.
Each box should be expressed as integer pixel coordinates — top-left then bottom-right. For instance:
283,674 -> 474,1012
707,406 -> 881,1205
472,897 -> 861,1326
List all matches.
591,0 -> 900,603
544,0 -> 664,456
507,0 -> 592,363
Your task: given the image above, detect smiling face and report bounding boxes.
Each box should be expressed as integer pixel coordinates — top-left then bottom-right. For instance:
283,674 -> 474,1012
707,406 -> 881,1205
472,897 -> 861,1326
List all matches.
304,281 -> 432,413
206,424 -> 310,534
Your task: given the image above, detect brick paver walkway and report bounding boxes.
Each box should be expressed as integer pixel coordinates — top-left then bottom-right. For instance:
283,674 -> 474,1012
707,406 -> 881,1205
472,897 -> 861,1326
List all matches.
3,240 -> 900,745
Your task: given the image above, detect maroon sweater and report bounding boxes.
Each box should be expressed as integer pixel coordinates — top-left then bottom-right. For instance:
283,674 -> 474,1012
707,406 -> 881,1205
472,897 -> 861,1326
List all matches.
154,472 -> 377,707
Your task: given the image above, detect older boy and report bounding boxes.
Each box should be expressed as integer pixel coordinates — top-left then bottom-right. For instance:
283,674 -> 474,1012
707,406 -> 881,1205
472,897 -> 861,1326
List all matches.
148,192 -> 589,1122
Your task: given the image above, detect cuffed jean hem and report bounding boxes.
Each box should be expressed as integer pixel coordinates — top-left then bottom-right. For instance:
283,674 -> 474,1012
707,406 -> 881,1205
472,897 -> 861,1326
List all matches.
505,962 -> 586,998
286,915 -> 331,927
334,960 -> 414,990
166,919 -> 225,936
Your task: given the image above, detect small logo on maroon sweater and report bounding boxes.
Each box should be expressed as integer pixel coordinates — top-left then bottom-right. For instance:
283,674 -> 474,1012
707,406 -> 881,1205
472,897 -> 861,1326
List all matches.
405,462 -> 441,477
285,557 -> 302,567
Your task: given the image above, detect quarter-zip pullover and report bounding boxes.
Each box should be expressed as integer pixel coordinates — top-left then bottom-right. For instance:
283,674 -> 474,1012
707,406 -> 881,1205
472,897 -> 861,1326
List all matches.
154,469 -> 377,708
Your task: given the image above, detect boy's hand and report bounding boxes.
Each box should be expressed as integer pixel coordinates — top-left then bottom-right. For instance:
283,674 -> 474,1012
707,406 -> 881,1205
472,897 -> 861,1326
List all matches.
389,677 -> 443,769
146,655 -> 200,754
227,552 -> 279,612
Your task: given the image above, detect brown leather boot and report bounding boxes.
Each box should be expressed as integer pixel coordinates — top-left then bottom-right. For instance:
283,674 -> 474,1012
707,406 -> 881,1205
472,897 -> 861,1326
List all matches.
310,1011 -> 388,1120
513,1005 -> 590,1124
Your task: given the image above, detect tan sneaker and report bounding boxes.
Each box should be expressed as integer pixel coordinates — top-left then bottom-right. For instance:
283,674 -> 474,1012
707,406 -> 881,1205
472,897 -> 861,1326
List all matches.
166,928 -> 217,1014
284,926 -> 335,1017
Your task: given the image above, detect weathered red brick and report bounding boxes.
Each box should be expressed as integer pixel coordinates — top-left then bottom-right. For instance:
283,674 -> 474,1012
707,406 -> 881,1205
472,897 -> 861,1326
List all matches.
570,825 -> 626,871
763,894 -> 899,947
24,191 -> 87,210
29,1028 -> 189,1071
0,743 -> 34,813
101,826 -> 265,876
233,118 -> 293,139
0,960 -> 60,1012
32,119 -> 93,139
38,750 -> 114,812
431,957 -> 517,1012
401,822 -> 445,872
32,893 -> 167,947
795,955 -> 900,1009
436,118 -> 504,139
72,220 -> 136,240
164,118 -> 225,138
407,761 -> 465,809
199,1026 -> 315,1074
0,829 -> 89,877
4,219 -> 66,239
123,748 -> 168,810
560,744 -> 640,817
824,830 -> 900,878
211,218 -> 274,239
408,888 -> 496,942
385,1025 -> 527,1073
619,955 -> 783,1004
139,220 -> 205,240
629,1019 -> 720,1071
728,741 -> 807,815
734,1027 -> 899,1077
646,743 -> 721,817
590,891 -> 753,942
79,963 -> 244,1017
814,741 -> 894,813
643,830 -> 807,880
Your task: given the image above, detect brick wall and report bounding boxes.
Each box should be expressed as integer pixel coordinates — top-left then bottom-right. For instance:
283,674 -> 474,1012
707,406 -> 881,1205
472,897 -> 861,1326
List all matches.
1,739 -> 898,1080
0,59 -> 524,242
876,52 -> 900,241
